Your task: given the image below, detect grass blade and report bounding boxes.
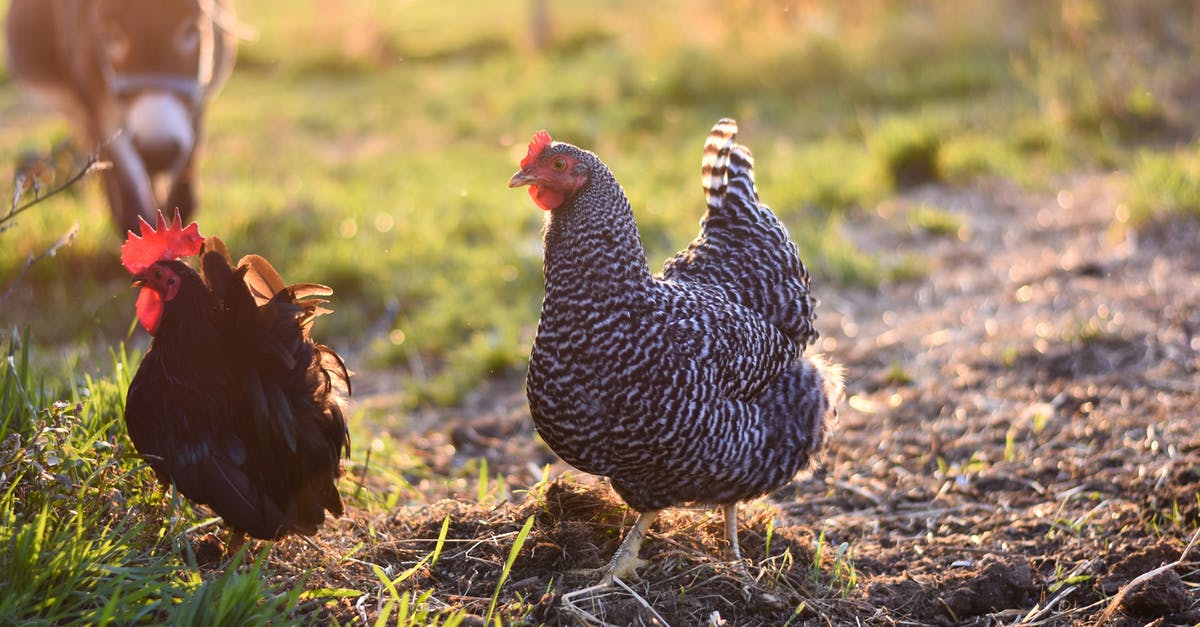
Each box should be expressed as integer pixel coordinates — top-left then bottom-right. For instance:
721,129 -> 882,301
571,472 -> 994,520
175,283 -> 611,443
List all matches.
430,515 -> 450,567
485,514 -> 534,624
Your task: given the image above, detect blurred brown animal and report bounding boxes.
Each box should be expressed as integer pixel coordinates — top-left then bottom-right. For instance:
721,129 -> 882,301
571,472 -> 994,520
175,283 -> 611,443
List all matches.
5,0 -> 238,233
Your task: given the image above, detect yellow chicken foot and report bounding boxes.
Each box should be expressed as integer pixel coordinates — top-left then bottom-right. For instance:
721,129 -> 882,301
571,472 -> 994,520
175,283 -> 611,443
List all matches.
724,504 -> 742,562
599,510 -> 659,585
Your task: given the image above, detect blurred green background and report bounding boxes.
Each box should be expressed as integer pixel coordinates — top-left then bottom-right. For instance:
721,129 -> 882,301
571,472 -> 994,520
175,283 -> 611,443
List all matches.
1,0 -> 1197,405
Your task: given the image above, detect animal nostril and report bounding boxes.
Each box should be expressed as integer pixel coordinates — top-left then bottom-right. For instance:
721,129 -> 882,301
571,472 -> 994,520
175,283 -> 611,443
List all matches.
126,92 -> 194,173
134,135 -> 184,173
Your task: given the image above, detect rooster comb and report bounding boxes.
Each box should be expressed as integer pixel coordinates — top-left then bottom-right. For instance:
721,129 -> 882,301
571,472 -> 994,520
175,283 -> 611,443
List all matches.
121,209 -> 205,274
521,129 -> 553,169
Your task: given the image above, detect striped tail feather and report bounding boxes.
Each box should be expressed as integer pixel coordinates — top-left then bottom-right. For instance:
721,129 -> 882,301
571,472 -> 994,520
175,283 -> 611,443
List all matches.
661,117 -> 818,350
701,118 -> 738,212
725,144 -> 759,207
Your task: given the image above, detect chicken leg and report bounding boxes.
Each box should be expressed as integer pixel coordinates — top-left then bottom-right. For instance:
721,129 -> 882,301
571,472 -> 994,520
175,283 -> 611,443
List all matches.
599,510 -> 659,585
724,504 -> 742,561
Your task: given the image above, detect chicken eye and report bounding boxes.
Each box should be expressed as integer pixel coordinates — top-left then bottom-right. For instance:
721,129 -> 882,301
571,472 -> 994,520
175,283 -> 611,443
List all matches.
551,158 -> 567,172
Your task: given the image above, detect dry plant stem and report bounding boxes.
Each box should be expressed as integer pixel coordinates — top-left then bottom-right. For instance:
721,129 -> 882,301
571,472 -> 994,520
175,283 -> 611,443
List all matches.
600,509 -> 659,585
613,576 -> 672,626
0,151 -> 99,304
559,578 -> 672,627
560,585 -> 625,627
724,504 -> 742,561
3,152 -> 102,228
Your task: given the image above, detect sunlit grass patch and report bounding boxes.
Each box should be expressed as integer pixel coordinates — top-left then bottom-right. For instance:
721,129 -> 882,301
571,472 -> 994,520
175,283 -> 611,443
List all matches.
1124,142 -> 1200,224
940,133 -> 1023,184
0,338 -> 203,623
811,530 -> 859,597
865,115 -> 944,193
907,203 -> 966,238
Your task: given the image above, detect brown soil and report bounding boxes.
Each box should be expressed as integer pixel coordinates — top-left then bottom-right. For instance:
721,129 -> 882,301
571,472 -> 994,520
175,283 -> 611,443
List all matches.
222,173 -> 1200,625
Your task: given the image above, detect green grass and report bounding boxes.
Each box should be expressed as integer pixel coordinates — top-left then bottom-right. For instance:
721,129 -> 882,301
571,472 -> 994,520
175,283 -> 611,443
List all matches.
865,114 -> 944,192
811,530 -> 858,596
0,0 -> 1197,621
0,336 -> 500,624
1125,141 -> 1200,224
907,204 -> 966,238
0,335 -> 285,624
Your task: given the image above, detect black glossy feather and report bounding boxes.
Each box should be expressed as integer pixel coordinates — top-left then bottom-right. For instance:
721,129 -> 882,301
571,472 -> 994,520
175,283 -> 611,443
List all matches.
124,242 -> 350,539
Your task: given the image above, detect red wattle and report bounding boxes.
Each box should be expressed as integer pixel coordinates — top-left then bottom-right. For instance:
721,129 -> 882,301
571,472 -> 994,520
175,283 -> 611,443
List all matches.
530,184 -> 564,211
135,287 -> 164,335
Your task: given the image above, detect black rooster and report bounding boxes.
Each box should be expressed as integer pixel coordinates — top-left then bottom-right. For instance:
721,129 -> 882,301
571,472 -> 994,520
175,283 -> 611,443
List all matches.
122,211 -> 350,541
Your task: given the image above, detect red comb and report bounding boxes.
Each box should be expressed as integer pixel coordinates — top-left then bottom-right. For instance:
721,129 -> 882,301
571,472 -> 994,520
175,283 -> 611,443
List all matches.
521,129 -> 553,169
121,209 -> 205,274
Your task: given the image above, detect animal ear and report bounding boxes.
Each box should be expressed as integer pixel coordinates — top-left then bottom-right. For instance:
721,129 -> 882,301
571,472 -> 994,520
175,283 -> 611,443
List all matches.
520,129 -> 553,169
121,209 -> 205,273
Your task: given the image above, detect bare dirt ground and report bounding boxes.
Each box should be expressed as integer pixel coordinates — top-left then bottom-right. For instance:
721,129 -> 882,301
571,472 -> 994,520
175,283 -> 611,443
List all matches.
232,173 -> 1200,625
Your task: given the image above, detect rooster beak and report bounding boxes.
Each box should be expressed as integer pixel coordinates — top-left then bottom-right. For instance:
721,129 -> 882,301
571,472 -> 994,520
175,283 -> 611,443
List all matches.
508,169 -> 537,188
130,277 -> 146,288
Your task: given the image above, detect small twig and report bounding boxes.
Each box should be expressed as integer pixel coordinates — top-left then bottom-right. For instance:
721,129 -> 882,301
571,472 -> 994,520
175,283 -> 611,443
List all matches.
1139,375 -> 1200,395
4,150 -> 104,229
1013,585 -> 1077,626
0,146 -> 102,305
613,577 -> 672,627
822,503 -> 997,526
937,597 -> 959,624
561,584 -> 623,627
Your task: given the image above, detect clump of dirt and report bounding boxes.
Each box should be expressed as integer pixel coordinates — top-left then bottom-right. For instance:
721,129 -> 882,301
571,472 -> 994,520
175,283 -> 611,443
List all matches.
1113,568 -> 1188,621
1103,539 -> 1181,593
869,556 -> 1034,625
1094,539 -> 1197,625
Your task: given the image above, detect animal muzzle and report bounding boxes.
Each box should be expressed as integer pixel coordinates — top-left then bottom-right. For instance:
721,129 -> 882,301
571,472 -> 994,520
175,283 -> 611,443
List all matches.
125,91 -> 195,174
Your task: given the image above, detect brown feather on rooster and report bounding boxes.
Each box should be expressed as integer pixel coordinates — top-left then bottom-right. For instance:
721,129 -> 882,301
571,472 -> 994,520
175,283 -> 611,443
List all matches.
510,119 -> 843,585
121,210 -> 351,542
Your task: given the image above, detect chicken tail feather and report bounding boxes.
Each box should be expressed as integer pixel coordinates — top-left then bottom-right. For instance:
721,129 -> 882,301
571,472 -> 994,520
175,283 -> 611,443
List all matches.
702,118 -> 738,212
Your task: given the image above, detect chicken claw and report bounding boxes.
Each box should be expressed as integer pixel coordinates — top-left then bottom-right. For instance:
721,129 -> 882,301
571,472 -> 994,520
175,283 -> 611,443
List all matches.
600,510 -> 659,585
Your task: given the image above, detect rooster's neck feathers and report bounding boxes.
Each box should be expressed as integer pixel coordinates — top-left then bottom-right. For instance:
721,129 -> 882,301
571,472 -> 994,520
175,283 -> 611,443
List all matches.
146,261 -> 221,353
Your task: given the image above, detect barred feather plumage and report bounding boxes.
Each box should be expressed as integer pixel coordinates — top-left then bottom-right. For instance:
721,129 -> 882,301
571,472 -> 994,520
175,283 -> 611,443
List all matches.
519,118 -> 841,517
662,119 -> 817,349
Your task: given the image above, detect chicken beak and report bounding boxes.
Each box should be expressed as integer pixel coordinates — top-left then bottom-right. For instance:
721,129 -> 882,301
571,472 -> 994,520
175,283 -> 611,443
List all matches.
130,277 -> 146,288
508,169 -> 537,188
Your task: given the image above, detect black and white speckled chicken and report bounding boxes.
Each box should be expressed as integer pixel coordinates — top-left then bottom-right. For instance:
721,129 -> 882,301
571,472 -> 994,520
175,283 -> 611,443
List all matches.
509,119 -> 842,583
121,211 -> 351,542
